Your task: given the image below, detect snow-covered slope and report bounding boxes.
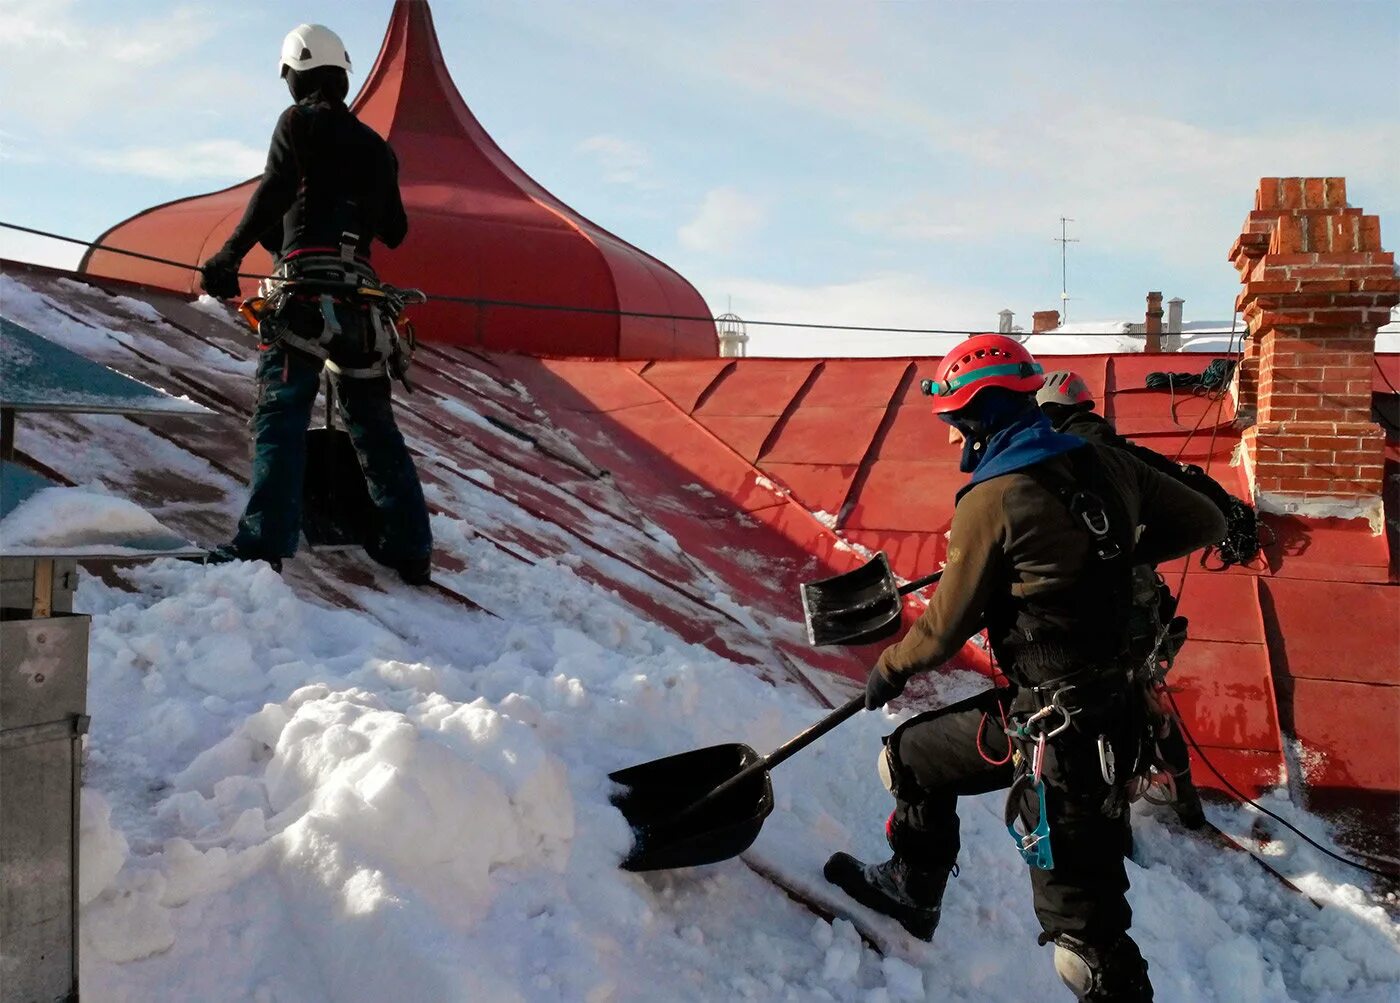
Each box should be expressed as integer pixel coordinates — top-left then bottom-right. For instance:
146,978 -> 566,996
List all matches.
75,557 -> 1400,1002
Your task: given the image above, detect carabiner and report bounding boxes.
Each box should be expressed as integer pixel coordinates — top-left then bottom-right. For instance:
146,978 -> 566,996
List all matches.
1005,773 -> 1055,871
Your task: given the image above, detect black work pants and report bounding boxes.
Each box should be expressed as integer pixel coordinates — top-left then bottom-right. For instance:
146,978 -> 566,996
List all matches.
883,686 -> 1136,946
232,343 -> 431,560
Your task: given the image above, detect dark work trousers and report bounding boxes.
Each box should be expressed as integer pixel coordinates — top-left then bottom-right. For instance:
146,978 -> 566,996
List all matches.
231,342 -> 431,561
884,686 -> 1137,948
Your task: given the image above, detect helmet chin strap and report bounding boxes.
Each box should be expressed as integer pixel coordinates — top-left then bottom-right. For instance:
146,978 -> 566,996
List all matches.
941,413 -> 989,472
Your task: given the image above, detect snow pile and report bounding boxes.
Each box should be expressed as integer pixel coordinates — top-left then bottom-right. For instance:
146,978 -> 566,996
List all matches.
70,554 -> 1400,1002
0,484 -> 192,555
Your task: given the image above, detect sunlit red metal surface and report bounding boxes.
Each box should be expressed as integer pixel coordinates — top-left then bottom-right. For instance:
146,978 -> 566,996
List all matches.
4,257 -> 1397,803
78,0 -> 714,359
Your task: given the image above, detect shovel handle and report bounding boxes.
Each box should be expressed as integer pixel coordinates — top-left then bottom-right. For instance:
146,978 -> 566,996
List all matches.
661,696 -> 865,833
324,373 -> 338,431
897,570 -> 943,596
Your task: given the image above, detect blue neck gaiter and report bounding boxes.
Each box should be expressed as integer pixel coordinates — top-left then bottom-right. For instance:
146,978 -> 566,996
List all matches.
950,395 -> 1086,501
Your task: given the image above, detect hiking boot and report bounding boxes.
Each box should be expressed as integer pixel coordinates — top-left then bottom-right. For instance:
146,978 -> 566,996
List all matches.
207,543 -> 282,573
365,540 -> 431,586
391,555 -> 432,587
823,852 -> 950,941
1172,776 -> 1206,830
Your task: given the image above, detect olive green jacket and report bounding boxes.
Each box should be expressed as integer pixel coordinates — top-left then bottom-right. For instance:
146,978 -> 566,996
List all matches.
875,445 -> 1226,682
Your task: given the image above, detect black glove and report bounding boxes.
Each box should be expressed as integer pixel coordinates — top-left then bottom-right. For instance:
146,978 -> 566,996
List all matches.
864,666 -> 907,710
199,250 -> 242,300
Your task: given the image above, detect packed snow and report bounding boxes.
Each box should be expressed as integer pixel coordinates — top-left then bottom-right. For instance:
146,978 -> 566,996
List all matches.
5,264 -> 1395,1000
0,484 -> 196,556
74,555 -> 1400,1002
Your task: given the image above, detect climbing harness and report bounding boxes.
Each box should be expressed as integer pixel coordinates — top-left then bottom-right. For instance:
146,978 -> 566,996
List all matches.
1002,693 -> 1079,870
237,232 -> 424,391
996,448 -> 1153,869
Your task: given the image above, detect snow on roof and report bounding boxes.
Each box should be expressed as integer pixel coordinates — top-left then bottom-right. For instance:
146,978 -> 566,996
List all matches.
0,483 -> 200,558
3,260 -> 1397,1001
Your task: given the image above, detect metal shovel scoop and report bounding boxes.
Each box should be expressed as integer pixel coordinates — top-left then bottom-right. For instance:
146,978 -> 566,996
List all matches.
800,553 -> 943,646
610,696 -> 864,871
302,375 -> 376,549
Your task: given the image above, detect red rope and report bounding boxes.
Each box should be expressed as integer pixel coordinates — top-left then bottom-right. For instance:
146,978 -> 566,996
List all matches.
976,699 -> 1013,766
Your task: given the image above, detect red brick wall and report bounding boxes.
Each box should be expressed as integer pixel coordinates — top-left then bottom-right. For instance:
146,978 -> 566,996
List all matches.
1230,177 -> 1399,511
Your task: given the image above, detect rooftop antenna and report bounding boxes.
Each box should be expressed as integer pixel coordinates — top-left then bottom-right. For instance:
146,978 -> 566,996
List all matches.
1055,216 -> 1078,324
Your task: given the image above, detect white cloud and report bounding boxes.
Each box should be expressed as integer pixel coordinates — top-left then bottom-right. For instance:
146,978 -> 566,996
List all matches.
88,138 -> 264,182
0,228 -> 83,271
848,101 -> 1400,269
0,1 -> 256,132
695,272 -> 1005,357
577,134 -> 655,187
678,187 -> 766,254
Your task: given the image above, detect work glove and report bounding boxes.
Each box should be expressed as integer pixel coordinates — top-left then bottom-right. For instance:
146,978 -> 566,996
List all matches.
864,665 -> 907,711
199,249 -> 242,300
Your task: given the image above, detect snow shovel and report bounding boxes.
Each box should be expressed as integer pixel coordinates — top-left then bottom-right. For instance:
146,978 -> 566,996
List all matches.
800,552 -> 943,647
610,695 -> 864,871
301,375 -> 376,549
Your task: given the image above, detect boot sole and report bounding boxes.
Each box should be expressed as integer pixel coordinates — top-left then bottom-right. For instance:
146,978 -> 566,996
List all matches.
823,853 -> 938,941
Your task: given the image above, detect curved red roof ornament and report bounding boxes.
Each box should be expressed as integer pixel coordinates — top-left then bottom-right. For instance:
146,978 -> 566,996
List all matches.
80,0 -> 716,358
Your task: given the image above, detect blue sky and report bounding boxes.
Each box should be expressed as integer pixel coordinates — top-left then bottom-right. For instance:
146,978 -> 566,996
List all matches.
1,0 -> 1396,354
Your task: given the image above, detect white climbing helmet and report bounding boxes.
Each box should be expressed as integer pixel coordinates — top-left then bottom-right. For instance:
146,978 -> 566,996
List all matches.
279,24 -> 352,76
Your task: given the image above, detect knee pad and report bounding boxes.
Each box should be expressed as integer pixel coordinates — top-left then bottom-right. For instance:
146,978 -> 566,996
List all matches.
878,744 -> 897,794
1053,938 -> 1096,998
1053,934 -> 1152,1002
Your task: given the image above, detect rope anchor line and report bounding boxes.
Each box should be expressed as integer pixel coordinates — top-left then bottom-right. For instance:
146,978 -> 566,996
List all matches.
3,219 -> 1239,339
3,219 -> 1394,880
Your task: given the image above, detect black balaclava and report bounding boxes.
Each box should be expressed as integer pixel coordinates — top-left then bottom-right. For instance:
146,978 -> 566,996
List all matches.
284,66 -> 350,104
1039,400 -> 1093,431
940,387 -> 1039,473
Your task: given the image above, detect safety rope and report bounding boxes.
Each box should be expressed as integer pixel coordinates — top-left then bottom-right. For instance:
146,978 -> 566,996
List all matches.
1146,358 -> 1239,427
6,218 -> 1395,878
1373,356 -> 1400,433
1140,324 -> 1400,881
0,220 -> 1240,338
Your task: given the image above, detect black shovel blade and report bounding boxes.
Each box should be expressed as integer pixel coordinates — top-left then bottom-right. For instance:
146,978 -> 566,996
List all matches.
800,553 -> 903,647
302,427 -> 376,548
610,743 -> 774,872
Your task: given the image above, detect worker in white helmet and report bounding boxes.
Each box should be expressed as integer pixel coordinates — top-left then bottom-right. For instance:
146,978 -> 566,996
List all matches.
199,25 -> 430,585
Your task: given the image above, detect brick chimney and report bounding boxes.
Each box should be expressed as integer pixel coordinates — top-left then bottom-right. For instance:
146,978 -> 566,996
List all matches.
1231,177 -> 1400,527
1144,291 -> 1164,353
1032,309 -> 1060,333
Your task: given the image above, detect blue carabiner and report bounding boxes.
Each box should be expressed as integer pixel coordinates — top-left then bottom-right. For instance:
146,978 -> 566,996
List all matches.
1006,776 -> 1055,871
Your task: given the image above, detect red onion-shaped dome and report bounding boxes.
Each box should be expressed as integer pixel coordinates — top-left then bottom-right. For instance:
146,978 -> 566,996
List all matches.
80,0 -> 716,358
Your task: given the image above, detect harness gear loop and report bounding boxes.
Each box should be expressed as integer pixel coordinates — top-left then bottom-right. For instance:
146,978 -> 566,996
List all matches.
235,251 -> 422,392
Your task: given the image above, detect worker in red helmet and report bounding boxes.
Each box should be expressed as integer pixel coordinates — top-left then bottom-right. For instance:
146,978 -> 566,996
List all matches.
824,335 -> 1225,1002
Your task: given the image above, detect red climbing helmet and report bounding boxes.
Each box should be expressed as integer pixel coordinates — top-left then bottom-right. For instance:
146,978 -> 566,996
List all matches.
921,335 -> 1045,415
1036,370 -> 1095,408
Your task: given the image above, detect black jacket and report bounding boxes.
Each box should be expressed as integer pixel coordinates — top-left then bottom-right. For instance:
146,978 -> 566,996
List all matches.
218,97 -> 408,263
1050,408 -> 1236,516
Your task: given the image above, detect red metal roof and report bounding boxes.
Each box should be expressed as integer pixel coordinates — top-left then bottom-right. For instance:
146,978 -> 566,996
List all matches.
5,257 -> 1398,806
77,0 -> 715,359
625,353 -> 1400,797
